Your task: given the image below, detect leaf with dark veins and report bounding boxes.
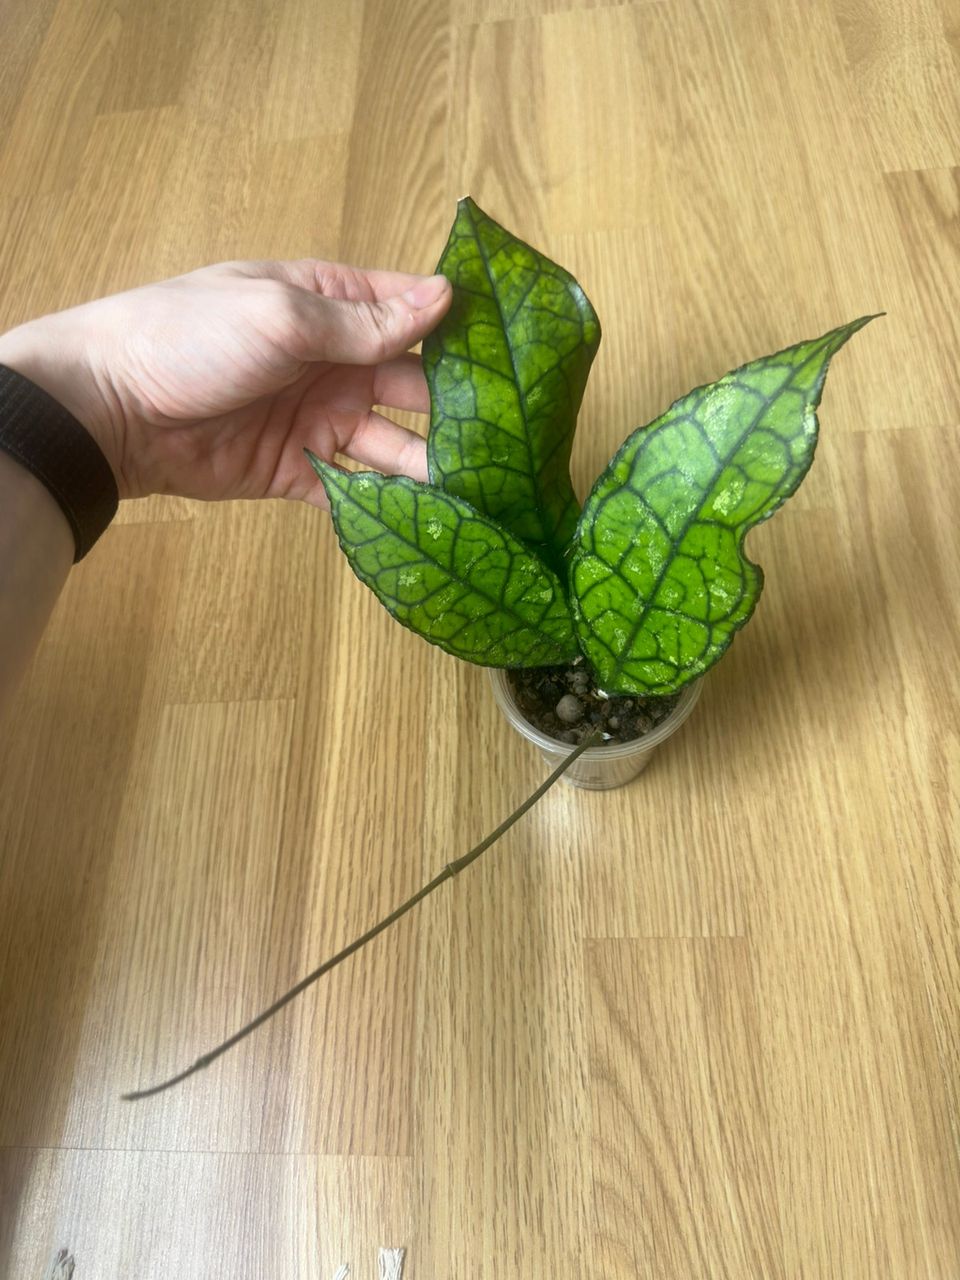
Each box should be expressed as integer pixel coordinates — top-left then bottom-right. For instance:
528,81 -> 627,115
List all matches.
309,454 -> 578,668
570,317 -> 876,695
423,197 -> 601,576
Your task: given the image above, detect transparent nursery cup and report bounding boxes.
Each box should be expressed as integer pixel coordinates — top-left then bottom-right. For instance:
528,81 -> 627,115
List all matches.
488,669 -> 703,791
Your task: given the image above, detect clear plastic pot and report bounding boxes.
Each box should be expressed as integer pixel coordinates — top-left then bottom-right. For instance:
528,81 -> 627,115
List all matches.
488,668 -> 703,791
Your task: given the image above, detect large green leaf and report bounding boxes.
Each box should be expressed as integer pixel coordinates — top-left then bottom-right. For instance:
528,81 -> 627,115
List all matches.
309,454 -> 577,668
423,197 -> 601,576
570,317 -> 875,695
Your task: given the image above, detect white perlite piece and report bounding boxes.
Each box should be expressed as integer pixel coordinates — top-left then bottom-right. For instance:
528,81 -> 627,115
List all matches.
379,1247 -> 406,1279
45,1250 -> 75,1280
331,1250 -> 405,1279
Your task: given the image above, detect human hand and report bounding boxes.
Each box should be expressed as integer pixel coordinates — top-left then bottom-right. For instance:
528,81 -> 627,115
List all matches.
0,259 -> 452,503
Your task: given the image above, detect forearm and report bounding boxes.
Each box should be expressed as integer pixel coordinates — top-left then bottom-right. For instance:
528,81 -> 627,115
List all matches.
0,447 -> 73,713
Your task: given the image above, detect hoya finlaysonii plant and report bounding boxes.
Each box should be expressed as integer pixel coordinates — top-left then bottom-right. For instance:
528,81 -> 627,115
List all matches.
125,204 -> 875,1100
310,197 -> 872,704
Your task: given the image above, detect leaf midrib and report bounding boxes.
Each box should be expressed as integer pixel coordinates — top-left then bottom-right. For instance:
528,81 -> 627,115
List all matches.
464,200 -> 551,543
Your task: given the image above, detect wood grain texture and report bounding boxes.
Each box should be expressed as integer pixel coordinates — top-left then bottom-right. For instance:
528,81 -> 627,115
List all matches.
1,0 -> 957,1275
587,939 -> 781,1275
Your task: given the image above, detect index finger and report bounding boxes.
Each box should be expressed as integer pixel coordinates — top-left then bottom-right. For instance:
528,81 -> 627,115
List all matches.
239,258 -> 444,304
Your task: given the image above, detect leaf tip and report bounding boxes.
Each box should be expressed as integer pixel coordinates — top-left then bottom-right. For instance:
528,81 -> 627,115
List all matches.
827,311 -> 883,351
848,310 -> 884,333
304,449 -> 344,504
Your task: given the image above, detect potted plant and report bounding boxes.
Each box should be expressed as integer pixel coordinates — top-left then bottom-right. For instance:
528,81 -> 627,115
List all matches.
124,201 -> 874,1098
309,197 -> 873,788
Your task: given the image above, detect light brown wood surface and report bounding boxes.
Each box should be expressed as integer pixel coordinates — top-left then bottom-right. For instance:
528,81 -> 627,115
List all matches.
1,0 -> 958,1276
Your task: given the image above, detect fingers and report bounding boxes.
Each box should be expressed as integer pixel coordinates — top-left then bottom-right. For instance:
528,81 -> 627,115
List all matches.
347,267 -> 449,305
373,353 -> 431,414
240,258 -> 444,305
290,407 -> 429,511
291,275 -> 452,366
338,410 -> 429,482
207,257 -> 452,367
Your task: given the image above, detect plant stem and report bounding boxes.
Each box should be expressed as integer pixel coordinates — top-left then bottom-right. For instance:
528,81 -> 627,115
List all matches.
122,731 -> 601,1101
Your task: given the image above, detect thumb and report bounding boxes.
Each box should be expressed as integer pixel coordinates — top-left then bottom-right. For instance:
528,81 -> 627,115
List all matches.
298,274 -> 452,365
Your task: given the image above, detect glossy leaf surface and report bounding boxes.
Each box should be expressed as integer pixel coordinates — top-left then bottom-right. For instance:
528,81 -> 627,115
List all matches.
423,197 -> 601,575
571,318 -> 875,694
310,455 -> 577,668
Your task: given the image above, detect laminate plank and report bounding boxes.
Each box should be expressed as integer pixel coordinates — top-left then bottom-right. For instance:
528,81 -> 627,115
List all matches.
59,698 -> 297,1154
161,501 -> 312,706
445,17 -> 553,239
98,0 -> 203,113
0,521 -> 191,1208
586,938 -> 783,1277
0,1 -> 120,199
0,0 -> 61,138
0,1149 -> 414,1279
832,0 -> 960,170
416,656 -> 593,1274
882,165 -> 960,427
340,0 -> 451,268
259,0 -> 362,142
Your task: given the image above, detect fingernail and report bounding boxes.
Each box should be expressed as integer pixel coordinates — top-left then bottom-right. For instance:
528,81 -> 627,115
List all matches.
401,274 -> 449,309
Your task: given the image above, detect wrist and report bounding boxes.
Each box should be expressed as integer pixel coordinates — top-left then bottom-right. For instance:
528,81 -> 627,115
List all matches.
0,444 -> 75,560
0,313 -> 125,492
0,448 -> 73,714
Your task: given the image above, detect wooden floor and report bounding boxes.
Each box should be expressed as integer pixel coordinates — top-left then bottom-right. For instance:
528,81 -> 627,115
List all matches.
1,0 -> 959,1275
